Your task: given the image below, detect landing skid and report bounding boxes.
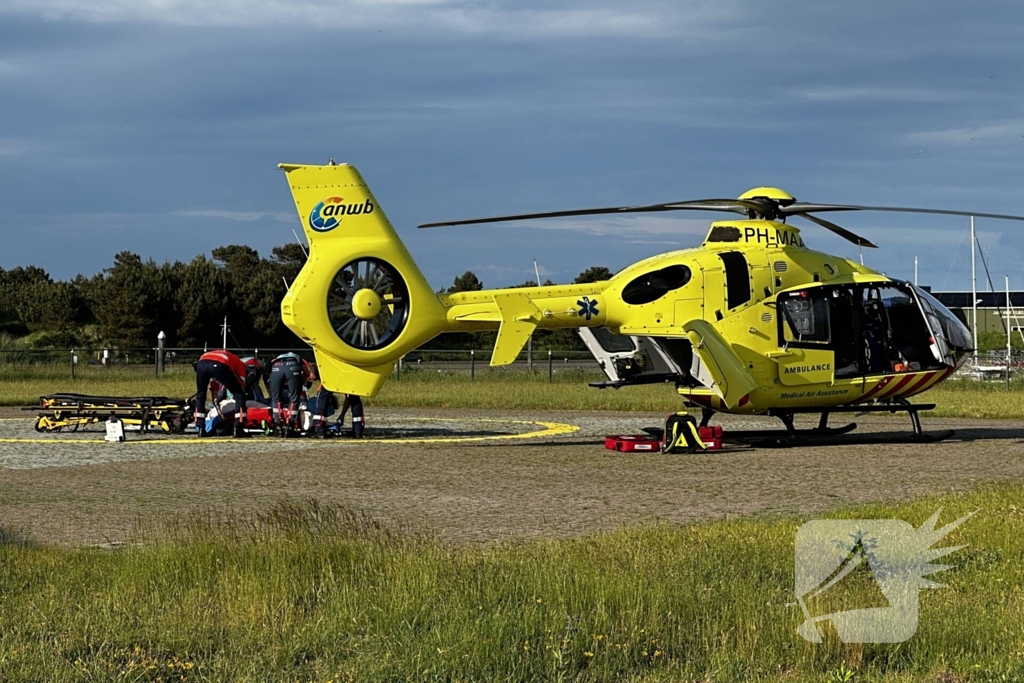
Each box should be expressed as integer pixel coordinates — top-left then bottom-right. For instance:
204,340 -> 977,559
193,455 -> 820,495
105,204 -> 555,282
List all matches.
699,400 -> 955,448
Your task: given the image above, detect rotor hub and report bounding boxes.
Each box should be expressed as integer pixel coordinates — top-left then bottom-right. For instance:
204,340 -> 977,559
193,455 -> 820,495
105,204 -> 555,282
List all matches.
352,288 -> 383,320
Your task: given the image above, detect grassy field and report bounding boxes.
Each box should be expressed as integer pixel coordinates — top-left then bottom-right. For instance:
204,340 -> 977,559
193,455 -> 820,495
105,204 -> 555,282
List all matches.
6,364 -> 1024,419
0,487 -> 1020,682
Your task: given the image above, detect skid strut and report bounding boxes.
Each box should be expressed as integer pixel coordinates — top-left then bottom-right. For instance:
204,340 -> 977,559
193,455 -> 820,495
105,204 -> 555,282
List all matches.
708,402 -> 950,447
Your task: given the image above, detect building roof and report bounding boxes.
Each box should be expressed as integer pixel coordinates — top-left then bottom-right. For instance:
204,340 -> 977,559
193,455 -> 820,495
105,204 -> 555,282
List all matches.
927,291 -> 1024,308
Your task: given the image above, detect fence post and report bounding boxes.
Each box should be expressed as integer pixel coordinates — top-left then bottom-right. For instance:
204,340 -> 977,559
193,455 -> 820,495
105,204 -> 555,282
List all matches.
548,349 -> 553,381
397,356 -> 401,381
156,331 -> 166,377
71,348 -> 76,380
470,349 -> 475,380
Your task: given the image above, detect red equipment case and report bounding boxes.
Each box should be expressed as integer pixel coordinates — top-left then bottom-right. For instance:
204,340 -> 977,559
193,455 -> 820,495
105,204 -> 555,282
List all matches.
605,435 -> 661,452
698,426 -> 723,450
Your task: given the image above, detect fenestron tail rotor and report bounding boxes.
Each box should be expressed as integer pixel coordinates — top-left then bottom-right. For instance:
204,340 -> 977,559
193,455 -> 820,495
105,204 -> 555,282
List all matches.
418,187 -> 1024,248
327,257 -> 409,351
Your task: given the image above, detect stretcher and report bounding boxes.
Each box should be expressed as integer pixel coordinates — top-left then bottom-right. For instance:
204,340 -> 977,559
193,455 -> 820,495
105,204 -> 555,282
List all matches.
30,393 -> 194,434
201,393 -> 345,437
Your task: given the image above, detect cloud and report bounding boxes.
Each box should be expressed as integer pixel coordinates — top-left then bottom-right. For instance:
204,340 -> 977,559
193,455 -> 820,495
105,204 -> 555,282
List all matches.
0,0 -> 743,38
526,215 -> 712,237
903,119 -> 1024,147
789,86 -> 960,103
172,209 -> 293,223
0,58 -> 26,77
0,138 -> 38,158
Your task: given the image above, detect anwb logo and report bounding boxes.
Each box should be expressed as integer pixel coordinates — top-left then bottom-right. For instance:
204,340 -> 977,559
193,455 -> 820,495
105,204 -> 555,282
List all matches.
309,196 -> 375,232
792,509 -> 974,643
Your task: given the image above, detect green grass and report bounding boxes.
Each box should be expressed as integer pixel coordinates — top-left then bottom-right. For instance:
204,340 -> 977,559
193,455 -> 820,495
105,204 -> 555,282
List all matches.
1,489 -> 1022,682
924,379 -> 1024,420
6,365 -> 1024,419
0,365 -> 197,407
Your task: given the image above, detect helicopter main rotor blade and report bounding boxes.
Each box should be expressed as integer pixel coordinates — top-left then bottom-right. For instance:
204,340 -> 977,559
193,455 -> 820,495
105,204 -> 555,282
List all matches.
782,203 -> 1024,222
792,213 -> 878,248
417,199 -> 763,228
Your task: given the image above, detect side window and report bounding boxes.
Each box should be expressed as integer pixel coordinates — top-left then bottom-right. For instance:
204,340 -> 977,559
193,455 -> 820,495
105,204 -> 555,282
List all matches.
589,327 -> 637,353
719,251 -> 750,308
779,291 -> 830,344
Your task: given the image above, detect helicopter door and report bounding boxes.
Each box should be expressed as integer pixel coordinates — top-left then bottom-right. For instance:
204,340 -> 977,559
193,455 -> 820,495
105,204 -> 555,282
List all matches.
703,267 -> 726,321
578,328 -> 686,385
776,289 -> 836,386
683,320 -> 759,408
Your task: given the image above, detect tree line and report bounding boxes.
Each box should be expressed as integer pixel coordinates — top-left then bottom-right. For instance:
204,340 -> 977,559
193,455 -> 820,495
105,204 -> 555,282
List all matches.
0,244 -> 307,349
0,249 -> 613,352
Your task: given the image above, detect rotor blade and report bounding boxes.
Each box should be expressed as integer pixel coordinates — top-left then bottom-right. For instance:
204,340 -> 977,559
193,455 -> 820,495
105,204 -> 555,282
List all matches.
793,213 -> 878,248
417,199 -> 760,228
782,203 -> 1024,222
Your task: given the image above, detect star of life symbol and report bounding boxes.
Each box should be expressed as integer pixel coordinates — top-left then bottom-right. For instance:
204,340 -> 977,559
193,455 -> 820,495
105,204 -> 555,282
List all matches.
792,508 -> 974,643
577,296 -> 599,321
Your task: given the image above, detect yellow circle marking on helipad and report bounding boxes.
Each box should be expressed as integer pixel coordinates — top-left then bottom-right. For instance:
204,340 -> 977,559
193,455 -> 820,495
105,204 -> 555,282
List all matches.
0,417 -> 579,445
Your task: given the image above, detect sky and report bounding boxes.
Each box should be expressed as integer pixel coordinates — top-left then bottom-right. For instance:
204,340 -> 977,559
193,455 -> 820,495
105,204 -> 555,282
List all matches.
2,0 -> 1024,292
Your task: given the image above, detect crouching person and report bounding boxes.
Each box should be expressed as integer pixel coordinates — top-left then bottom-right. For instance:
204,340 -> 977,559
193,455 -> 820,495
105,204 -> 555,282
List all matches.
269,352 -> 316,434
194,349 -> 249,437
339,394 -> 365,438
306,384 -> 339,438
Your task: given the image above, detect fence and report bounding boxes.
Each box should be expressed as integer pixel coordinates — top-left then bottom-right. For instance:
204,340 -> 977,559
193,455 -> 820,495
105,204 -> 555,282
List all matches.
7,344 -> 1024,385
0,347 -> 601,381
395,349 -> 597,380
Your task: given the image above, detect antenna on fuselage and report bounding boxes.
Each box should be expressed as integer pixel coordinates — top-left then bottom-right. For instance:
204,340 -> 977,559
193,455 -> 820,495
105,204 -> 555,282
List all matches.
292,228 -> 309,258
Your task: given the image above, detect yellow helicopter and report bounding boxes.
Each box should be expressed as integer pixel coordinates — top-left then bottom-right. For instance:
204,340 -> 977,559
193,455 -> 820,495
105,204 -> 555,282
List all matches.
277,161 -> 1024,443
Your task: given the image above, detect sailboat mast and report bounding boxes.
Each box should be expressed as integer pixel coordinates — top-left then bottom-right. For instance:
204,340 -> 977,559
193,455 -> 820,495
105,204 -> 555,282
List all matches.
971,216 -> 978,367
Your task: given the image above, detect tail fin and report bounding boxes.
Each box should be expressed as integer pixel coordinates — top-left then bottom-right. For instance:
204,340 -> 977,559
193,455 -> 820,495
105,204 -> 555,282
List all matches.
278,163 -> 446,396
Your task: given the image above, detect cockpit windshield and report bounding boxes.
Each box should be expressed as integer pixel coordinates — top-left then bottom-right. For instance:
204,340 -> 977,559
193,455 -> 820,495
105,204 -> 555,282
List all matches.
776,280 -> 971,378
912,284 -> 974,351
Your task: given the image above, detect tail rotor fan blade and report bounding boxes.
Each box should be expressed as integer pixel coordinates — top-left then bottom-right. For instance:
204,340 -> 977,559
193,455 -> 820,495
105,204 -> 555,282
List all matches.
326,257 -> 410,350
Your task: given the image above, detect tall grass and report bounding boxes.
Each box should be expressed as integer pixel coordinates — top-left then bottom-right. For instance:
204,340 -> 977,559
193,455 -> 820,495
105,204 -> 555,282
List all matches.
1,489 -> 1022,681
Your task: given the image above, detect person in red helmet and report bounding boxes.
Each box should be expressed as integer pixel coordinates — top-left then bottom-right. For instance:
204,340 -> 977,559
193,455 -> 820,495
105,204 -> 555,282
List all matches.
194,349 -> 249,437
